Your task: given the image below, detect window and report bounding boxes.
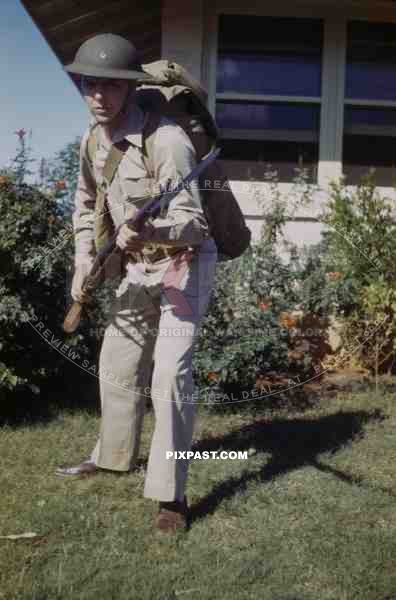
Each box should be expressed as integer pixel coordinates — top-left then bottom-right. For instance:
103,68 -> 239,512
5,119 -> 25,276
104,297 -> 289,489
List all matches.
343,20 -> 396,186
216,15 -> 324,182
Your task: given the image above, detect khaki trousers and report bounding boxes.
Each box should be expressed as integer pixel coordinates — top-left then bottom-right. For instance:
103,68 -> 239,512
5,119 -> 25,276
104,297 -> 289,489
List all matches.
90,237 -> 218,501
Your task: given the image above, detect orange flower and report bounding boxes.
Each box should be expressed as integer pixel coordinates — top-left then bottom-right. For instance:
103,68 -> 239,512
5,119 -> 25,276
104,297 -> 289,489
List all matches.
279,312 -> 299,329
55,180 -> 67,190
207,372 -> 219,381
326,271 -> 343,282
0,175 -> 10,186
287,349 -> 304,361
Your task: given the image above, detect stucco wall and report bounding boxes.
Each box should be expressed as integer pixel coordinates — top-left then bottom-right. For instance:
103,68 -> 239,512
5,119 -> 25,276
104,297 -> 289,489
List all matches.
161,0 -> 204,82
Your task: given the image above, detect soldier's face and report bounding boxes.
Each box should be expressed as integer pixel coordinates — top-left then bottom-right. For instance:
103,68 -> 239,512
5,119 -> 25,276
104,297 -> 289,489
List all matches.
81,77 -> 134,123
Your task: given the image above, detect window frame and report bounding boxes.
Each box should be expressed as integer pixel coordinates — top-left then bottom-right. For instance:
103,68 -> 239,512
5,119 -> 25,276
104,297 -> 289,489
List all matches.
215,14 -> 324,181
202,0 -> 396,191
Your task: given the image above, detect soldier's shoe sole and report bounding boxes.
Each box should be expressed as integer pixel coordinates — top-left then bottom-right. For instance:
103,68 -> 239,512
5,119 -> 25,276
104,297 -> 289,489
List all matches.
55,461 -> 100,477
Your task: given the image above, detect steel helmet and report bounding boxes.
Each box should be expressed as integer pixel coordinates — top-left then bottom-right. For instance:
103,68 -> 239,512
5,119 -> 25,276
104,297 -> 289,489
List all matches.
65,33 -> 151,81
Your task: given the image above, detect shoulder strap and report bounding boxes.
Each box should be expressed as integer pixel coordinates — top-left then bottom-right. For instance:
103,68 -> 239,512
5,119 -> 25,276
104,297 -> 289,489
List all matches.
87,114 -> 159,185
94,139 -> 130,253
102,140 -> 129,186
86,126 -> 129,187
87,128 -> 98,168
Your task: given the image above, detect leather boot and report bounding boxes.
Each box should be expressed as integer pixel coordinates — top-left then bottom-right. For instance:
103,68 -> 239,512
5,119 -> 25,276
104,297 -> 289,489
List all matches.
155,496 -> 189,533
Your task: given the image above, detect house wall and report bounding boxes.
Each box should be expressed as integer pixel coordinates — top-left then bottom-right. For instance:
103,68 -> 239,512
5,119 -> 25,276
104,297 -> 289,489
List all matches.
161,0 -> 204,82
161,0 -> 396,252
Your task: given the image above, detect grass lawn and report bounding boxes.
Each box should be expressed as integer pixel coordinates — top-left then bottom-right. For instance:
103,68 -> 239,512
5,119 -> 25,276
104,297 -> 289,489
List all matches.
1,388 -> 396,600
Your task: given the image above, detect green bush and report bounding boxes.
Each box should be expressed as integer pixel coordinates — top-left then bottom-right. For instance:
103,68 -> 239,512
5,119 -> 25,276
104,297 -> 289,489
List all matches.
0,176 -> 63,387
0,168 -> 98,421
320,172 -> 396,374
193,244 -> 294,400
192,184 -> 330,405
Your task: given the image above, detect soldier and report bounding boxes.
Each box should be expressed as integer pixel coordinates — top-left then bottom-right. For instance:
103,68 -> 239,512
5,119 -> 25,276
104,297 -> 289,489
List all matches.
56,33 -> 218,534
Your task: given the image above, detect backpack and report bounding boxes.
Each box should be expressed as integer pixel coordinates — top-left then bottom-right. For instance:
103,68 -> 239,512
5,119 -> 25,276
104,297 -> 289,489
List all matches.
88,59 -> 252,261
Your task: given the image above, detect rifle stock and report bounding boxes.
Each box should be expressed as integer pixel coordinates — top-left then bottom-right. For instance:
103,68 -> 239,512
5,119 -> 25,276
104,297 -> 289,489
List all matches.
63,301 -> 84,334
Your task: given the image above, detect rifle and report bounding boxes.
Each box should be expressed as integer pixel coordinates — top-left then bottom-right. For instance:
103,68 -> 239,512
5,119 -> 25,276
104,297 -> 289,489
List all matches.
63,146 -> 220,334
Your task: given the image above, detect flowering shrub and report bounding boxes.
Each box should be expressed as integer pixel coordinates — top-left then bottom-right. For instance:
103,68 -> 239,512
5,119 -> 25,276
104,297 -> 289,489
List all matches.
0,175 -> 101,407
0,139 -> 98,421
192,187 -> 332,404
43,138 -> 80,210
320,172 -> 396,374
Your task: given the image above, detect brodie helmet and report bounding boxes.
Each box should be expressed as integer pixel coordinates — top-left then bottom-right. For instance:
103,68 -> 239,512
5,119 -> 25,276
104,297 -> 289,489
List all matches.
65,33 -> 151,81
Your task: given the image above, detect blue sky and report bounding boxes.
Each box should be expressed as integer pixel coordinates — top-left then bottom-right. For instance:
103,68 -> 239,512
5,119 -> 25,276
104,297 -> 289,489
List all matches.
0,1 -> 89,175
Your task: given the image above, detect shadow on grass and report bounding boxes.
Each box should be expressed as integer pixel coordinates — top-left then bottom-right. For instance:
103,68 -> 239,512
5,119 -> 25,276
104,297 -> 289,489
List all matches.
208,376 -> 396,416
0,374 -> 100,427
189,408 -> 388,524
0,361 -> 157,428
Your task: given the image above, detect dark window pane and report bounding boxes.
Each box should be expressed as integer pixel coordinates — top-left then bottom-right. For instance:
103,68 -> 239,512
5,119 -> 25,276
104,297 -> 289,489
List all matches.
216,101 -> 320,133
217,15 -> 323,96
217,54 -> 322,96
343,134 -> 396,186
343,107 -> 396,185
345,106 -> 396,130
346,20 -> 396,100
219,138 -> 318,183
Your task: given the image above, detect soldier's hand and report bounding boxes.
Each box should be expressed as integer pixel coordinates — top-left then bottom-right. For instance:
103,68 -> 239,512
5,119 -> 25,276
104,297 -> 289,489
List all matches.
71,265 -> 92,303
116,223 -> 147,251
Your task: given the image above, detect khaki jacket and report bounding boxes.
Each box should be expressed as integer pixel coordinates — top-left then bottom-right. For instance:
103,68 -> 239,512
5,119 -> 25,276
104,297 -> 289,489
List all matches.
72,103 -> 210,269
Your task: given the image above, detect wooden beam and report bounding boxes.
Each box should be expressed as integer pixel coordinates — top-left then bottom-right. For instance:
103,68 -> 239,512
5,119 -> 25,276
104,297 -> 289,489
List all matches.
21,0 -> 162,65
48,9 -> 160,46
24,0 -> 159,32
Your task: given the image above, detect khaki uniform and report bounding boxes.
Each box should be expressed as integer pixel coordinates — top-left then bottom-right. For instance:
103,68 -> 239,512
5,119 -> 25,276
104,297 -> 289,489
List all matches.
73,102 -> 217,501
